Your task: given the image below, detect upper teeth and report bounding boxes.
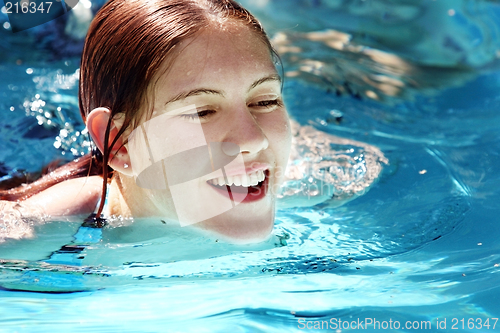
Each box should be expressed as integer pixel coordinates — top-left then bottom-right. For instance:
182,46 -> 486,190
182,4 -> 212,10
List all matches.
208,170 -> 265,187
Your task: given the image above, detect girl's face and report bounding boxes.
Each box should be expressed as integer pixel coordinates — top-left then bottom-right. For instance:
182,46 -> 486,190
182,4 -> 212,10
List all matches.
127,24 -> 292,243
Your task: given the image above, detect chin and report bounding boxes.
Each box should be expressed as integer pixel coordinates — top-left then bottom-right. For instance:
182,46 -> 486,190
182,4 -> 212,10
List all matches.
197,207 -> 275,244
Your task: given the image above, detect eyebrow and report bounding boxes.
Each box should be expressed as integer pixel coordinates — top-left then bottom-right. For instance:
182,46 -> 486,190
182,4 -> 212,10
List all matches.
165,88 -> 223,106
164,74 -> 282,106
248,74 -> 282,92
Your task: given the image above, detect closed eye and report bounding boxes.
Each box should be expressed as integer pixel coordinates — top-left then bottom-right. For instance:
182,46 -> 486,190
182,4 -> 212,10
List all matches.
251,99 -> 284,109
179,110 -> 216,121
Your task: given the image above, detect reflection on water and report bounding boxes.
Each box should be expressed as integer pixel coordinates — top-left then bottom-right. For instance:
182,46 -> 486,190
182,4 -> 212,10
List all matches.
279,120 -> 388,208
244,0 -> 500,64
274,29 -> 480,103
243,0 -> 500,103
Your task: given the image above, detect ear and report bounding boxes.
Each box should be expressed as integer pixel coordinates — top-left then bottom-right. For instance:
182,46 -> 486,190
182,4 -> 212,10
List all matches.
86,107 -> 133,176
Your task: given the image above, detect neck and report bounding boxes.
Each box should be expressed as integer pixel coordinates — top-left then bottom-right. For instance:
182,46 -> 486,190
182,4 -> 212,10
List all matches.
108,173 -> 177,219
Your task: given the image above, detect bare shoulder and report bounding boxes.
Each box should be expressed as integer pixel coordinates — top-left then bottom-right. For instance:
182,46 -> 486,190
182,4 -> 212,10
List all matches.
0,177 -> 102,242
22,176 -> 103,217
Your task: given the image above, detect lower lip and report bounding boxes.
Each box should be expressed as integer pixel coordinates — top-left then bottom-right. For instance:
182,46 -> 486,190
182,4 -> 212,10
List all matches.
207,172 -> 269,204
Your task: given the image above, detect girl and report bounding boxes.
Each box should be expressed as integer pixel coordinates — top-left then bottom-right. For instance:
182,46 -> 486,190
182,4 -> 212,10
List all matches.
1,0 -> 292,243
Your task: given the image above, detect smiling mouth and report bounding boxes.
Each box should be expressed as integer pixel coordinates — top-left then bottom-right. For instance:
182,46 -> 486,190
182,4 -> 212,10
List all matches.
206,170 -> 269,198
207,169 -> 266,187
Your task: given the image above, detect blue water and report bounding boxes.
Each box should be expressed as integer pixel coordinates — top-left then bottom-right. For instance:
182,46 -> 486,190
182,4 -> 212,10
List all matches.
1,0 -> 500,332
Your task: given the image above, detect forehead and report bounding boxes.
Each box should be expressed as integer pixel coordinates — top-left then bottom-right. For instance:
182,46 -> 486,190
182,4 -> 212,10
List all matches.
154,24 -> 277,96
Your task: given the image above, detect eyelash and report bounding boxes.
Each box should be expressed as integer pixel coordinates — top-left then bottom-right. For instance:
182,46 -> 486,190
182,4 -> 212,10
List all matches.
252,99 -> 283,109
179,99 -> 283,120
179,110 -> 215,120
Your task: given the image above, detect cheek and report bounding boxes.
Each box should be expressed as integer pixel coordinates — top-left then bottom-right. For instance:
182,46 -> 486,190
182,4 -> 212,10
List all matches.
261,109 -> 292,164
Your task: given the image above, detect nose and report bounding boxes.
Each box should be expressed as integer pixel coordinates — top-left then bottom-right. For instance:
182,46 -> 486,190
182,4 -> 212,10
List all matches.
224,107 -> 269,156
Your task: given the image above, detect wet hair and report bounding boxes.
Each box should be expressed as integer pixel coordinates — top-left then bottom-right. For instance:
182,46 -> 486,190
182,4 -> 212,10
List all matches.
0,0 -> 279,218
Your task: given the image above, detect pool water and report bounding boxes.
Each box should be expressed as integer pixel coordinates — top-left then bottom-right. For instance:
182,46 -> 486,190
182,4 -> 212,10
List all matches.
1,0 -> 500,332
